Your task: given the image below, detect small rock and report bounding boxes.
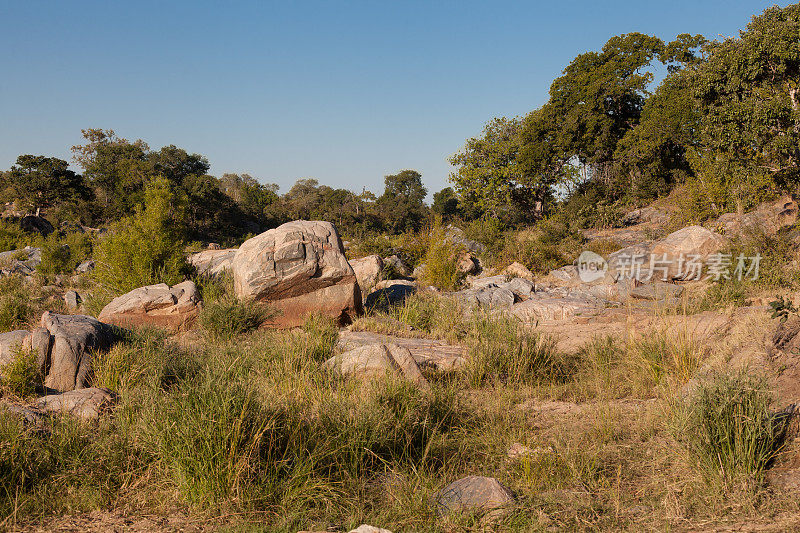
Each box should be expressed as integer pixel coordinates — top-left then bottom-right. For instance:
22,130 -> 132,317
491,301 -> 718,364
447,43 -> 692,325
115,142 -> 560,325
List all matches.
435,475 -> 516,518
628,281 -> 683,301
323,343 -> 429,389
349,526 -> 393,533
383,255 -> 412,277
34,387 -> 118,420
503,262 -> 534,280
75,259 -> 95,273
501,278 -> 535,301
64,290 -> 81,311
365,281 -> 416,310
457,252 -> 480,275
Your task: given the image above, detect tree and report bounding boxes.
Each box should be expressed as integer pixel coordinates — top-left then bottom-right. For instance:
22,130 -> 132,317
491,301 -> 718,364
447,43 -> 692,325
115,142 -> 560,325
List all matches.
6,155 -> 89,214
71,129 -> 151,218
515,33 -> 668,205
376,170 -> 428,233
691,4 -> 800,210
449,117 -> 545,222
431,187 -> 460,221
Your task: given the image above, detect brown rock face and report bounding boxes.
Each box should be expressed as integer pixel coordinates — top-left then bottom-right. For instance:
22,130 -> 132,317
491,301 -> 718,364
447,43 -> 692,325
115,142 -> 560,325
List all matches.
232,220 -> 362,327
98,281 -> 202,333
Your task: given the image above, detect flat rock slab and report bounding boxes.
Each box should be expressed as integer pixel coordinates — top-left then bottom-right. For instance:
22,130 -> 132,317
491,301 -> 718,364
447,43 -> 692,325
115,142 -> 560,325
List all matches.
339,331 -> 467,372
188,248 -> 237,276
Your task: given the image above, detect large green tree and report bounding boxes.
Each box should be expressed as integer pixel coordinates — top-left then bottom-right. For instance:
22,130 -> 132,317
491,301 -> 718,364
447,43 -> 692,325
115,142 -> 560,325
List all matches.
376,170 -> 428,233
6,155 -> 89,214
691,3 -> 800,210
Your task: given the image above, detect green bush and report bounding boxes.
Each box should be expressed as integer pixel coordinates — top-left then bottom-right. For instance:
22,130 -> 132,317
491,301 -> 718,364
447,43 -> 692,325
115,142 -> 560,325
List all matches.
0,277 -> 33,331
200,296 -> 273,339
421,226 -> 464,291
0,347 -> 39,398
37,231 -> 93,277
676,372 -> 787,484
93,178 -> 191,294
0,220 -> 41,253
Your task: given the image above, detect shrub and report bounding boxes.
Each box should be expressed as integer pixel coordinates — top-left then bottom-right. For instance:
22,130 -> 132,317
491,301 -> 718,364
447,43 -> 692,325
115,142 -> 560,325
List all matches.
37,231 -> 93,277
0,347 -> 39,398
0,277 -> 33,331
93,178 -> 191,294
200,296 -> 273,339
676,372 -> 787,484
0,220 -> 41,253
421,225 -> 464,291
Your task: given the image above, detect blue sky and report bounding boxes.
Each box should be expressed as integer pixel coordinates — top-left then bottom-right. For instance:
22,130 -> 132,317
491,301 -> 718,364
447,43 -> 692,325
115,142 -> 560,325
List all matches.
0,1 -> 792,198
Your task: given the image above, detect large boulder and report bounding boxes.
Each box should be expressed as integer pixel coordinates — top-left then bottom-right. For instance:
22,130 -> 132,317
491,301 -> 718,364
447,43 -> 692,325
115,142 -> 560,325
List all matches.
323,343 -> 429,389
188,248 -> 237,277
98,281 -> 202,333
40,312 -> 117,392
649,226 -> 728,280
434,476 -> 516,518
350,254 -> 384,294
510,291 -> 604,322
232,220 -> 362,328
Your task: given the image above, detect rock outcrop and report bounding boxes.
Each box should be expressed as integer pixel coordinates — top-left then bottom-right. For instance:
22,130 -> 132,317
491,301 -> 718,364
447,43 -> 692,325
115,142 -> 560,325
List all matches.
649,226 -> 728,280
34,387 -> 118,420
98,281 -> 202,333
1,313 -> 117,392
232,220 -> 362,327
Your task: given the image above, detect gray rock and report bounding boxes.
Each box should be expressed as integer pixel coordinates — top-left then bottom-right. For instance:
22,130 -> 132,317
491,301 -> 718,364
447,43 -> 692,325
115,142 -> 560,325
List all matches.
501,278 -> 535,301
40,312 -> 118,392
0,246 -> 41,277
323,343 -> 429,389
34,387 -> 118,420
435,475 -> 515,517
509,291 -> 604,322
467,275 -> 508,289
0,330 -> 31,366
650,226 -> 728,280
64,290 -> 81,311
383,255 -> 412,277
629,281 -> 684,301
454,285 -> 515,310
75,259 -> 95,273
337,331 -> 467,373
188,248 -> 237,276
549,265 -> 579,282
350,255 -> 384,294
348,526 -> 393,533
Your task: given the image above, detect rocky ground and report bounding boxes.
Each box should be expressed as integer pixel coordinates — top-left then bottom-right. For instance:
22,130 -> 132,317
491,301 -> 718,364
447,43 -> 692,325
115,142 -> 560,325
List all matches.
4,199 -> 800,531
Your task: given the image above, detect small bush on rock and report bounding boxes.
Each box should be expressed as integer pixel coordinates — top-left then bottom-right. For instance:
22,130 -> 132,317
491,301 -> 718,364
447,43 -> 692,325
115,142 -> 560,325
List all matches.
0,347 -> 39,398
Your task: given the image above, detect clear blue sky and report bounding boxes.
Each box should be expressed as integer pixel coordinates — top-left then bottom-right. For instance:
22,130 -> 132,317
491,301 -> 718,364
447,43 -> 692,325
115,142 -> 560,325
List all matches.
0,1 -> 792,199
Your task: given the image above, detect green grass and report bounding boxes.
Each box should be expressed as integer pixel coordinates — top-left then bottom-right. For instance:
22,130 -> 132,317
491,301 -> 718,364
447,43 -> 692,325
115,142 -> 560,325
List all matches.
0,277 -> 33,332
674,371 -> 788,486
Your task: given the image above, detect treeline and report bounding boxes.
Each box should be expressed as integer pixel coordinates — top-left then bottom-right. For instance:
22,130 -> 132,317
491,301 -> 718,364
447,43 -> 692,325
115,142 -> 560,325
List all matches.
449,3 -> 800,226
0,129 -> 432,244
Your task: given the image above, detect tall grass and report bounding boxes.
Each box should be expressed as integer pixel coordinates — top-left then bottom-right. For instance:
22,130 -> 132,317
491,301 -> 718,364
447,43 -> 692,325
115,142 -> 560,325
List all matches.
0,277 -> 33,332
674,372 -> 787,485
466,313 -> 558,386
